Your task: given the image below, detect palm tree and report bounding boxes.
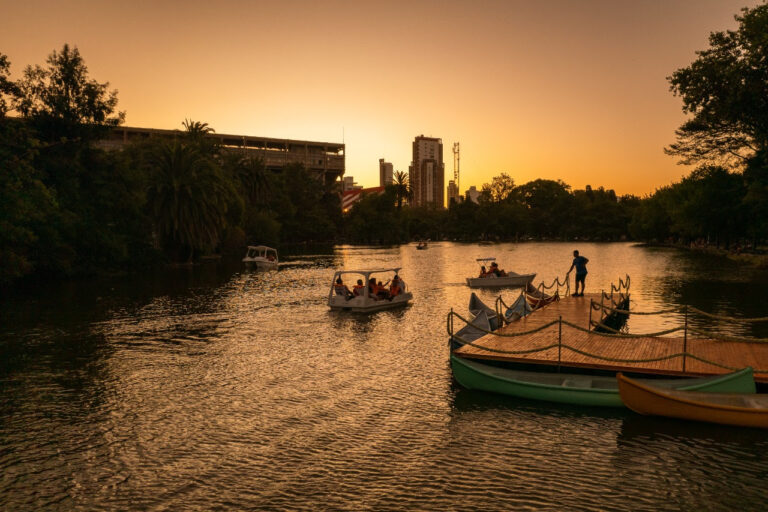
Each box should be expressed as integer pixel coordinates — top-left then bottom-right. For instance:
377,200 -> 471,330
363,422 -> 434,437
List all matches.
224,153 -> 271,206
393,170 -> 410,210
146,140 -> 230,261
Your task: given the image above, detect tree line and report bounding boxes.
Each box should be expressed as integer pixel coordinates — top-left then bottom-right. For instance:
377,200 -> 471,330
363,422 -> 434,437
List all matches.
2,4 -> 767,285
0,45 -> 340,285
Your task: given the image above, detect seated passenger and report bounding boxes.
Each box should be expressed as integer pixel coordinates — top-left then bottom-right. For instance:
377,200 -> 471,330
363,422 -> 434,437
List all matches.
479,265 -> 488,278
375,278 -> 391,299
389,275 -> 402,297
368,278 -> 380,300
490,262 -> 507,277
352,279 -> 365,297
334,277 -> 353,299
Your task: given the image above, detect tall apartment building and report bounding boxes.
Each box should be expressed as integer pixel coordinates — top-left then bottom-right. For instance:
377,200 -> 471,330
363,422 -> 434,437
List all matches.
447,180 -> 460,204
379,159 -> 393,187
408,135 -> 444,208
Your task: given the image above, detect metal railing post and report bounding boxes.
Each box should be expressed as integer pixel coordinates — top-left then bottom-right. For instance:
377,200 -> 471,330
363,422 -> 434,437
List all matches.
558,315 -> 562,370
588,300 -> 593,331
682,305 -> 688,373
600,292 -> 605,325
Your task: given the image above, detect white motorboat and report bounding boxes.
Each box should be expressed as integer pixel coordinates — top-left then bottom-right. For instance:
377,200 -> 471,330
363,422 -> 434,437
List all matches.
328,268 -> 413,312
242,245 -> 278,270
465,257 -> 535,288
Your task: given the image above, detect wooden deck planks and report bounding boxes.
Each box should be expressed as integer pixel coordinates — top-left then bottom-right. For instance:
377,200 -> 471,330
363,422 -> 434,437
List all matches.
454,293 -> 768,382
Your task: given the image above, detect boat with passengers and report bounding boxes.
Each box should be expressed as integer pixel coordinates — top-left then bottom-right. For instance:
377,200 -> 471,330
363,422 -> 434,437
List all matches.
466,257 -> 535,288
242,245 -> 278,270
328,268 -> 412,312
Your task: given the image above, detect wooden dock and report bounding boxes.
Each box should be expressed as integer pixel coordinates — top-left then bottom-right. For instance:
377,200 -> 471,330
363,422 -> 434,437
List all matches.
453,293 -> 768,383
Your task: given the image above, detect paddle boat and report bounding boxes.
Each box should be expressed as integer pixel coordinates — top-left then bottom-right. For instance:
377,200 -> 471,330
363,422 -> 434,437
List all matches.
451,356 -> 756,407
466,258 -> 535,288
618,372 -> 768,428
242,245 -> 278,270
328,268 -> 413,312
416,241 -> 428,250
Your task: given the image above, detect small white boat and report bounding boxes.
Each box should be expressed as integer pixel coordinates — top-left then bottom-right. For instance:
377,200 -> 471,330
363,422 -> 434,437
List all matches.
242,245 -> 278,270
416,241 -> 428,250
466,257 -> 535,288
328,268 -> 413,312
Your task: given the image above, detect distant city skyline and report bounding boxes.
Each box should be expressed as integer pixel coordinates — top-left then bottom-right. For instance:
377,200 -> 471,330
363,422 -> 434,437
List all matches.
2,0 -> 763,195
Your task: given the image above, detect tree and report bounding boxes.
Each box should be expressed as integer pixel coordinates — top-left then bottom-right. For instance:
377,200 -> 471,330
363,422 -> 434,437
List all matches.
666,5 -> 768,167
0,53 -> 20,116
393,170 -> 410,209
15,44 -> 124,141
146,140 -> 232,261
481,172 -> 516,203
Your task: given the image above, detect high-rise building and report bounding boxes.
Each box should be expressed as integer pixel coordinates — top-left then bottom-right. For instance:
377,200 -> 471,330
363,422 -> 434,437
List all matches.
465,185 -> 480,204
447,180 -> 460,204
379,159 -> 393,187
408,135 -> 444,207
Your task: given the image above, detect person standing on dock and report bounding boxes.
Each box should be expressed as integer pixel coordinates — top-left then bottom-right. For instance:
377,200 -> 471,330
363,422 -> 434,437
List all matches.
568,250 -> 589,296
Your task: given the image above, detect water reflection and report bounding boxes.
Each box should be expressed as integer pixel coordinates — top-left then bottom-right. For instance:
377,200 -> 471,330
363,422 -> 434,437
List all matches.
2,242 -> 768,510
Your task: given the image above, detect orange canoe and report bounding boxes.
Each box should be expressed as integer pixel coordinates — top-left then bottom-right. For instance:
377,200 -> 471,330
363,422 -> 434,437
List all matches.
617,372 -> 768,429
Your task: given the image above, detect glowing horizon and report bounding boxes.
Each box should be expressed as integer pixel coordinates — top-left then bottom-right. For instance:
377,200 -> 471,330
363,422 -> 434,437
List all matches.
2,0 -> 762,196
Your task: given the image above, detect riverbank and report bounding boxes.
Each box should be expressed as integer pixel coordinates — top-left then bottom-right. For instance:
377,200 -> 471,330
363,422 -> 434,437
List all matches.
635,242 -> 768,269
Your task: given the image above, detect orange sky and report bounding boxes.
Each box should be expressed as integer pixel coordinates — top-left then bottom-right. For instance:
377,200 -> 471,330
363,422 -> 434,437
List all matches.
2,0 -> 762,195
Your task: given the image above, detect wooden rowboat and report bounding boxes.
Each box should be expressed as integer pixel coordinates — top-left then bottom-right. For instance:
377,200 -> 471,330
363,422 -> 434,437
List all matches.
451,355 -> 756,407
617,372 -> 768,428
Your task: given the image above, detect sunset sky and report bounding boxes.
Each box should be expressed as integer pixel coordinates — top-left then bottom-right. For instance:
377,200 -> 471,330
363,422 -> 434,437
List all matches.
2,0 -> 762,195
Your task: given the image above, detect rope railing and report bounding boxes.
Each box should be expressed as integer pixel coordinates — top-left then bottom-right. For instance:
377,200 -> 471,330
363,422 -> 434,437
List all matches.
448,312 -> 768,374
591,302 -> 768,323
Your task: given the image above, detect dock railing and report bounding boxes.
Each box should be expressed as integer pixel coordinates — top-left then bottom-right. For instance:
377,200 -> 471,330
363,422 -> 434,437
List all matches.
589,274 -> 631,331
451,274 -> 768,376
494,272 -> 571,325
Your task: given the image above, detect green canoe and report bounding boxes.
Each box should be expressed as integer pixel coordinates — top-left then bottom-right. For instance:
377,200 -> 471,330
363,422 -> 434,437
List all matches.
451,354 -> 756,407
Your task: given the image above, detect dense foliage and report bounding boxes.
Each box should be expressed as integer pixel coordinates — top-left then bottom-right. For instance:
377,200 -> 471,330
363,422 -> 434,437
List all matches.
633,3 -> 768,247
0,45 -> 341,285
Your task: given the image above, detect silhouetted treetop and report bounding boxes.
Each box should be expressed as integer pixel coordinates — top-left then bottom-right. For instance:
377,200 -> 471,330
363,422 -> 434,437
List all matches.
666,4 -> 768,167
15,44 -> 124,139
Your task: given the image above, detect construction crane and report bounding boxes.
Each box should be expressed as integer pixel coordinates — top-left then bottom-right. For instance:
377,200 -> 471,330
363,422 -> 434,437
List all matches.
452,142 -> 460,194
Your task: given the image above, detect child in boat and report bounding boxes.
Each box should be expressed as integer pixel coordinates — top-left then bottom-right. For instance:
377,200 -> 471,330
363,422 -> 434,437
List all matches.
352,279 -> 365,297
334,277 -> 353,299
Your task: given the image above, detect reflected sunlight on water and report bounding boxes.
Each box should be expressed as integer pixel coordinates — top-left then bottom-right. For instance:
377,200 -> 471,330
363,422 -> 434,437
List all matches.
2,242 -> 768,510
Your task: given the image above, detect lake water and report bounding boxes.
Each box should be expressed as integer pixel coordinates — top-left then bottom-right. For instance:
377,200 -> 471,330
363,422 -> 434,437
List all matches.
2,242 -> 768,510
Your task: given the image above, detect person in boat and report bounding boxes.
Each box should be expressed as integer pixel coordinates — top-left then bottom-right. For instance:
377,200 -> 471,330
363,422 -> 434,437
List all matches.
267,253 -> 276,261
368,278 -> 387,300
375,278 -> 391,299
568,249 -> 589,296
389,275 -> 402,298
489,262 -> 508,277
334,277 -> 353,299
479,265 -> 488,278
352,279 -> 365,297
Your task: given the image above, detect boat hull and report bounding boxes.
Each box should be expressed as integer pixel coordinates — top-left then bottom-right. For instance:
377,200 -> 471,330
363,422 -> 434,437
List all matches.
451,355 -> 756,408
243,259 -> 278,270
618,374 -> 768,428
329,292 -> 413,312
466,274 -> 535,288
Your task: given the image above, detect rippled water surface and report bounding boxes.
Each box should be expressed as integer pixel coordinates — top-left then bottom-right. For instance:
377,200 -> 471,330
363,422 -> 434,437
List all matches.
2,242 -> 768,510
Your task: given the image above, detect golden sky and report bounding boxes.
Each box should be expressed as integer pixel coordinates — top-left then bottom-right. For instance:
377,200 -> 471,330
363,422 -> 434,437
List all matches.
2,0 -> 762,195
